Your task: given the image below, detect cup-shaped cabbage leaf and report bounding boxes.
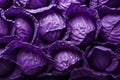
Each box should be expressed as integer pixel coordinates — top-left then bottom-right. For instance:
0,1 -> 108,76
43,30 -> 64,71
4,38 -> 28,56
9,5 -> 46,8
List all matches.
86,46 -> 118,74
4,7 -> 38,43
2,41 -> 53,76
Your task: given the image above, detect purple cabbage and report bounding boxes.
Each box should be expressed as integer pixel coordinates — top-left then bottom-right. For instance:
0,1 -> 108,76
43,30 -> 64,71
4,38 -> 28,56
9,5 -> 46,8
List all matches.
17,47 -> 46,75
101,14 -> 120,43
4,7 -> 38,43
85,45 -> 119,77
34,9 -> 67,48
0,0 -> 120,80
69,15 -> 95,44
38,10 -> 65,42
88,46 -> 117,71
54,50 -> 80,71
47,41 -> 84,72
13,16 -> 33,42
97,6 -> 120,44
1,41 -> 53,76
66,4 -> 99,46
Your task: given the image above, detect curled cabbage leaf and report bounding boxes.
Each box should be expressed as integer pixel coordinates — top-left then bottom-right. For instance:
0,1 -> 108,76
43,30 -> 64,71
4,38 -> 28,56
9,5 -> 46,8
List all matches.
38,10 -> 66,42
48,41 -> 83,71
87,46 -> 118,72
101,14 -> 120,44
69,15 -> 95,45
